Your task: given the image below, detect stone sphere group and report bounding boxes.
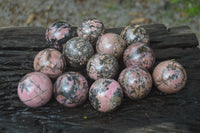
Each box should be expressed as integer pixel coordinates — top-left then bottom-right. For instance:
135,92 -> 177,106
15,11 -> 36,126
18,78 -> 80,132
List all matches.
17,18 -> 187,113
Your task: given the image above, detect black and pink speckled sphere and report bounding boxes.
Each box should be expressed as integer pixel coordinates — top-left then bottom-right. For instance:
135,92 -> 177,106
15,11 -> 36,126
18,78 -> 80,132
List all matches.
153,60 -> 187,94
96,33 -> 126,59
77,18 -> 104,45
54,71 -> 89,107
89,78 -> 123,112
118,65 -> 152,100
33,48 -> 66,79
63,37 -> 94,68
87,53 -> 119,80
121,24 -> 149,46
46,21 -> 75,50
17,72 -> 53,107
123,42 -> 155,70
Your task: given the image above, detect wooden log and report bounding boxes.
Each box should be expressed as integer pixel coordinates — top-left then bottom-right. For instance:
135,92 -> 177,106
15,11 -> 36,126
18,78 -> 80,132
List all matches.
0,24 -> 200,133
150,28 -> 199,49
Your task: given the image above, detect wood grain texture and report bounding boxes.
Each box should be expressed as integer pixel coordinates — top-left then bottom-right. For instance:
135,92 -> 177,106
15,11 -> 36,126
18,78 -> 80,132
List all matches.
0,24 -> 199,133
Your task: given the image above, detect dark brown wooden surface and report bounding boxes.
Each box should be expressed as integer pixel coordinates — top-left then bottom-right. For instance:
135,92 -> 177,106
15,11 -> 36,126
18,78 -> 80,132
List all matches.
0,24 -> 200,133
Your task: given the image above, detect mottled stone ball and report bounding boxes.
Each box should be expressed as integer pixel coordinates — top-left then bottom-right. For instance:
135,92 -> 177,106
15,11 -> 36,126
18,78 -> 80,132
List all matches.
54,71 -> 88,107
96,33 -> 126,59
123,42 -> 155,70
153,60 -> 187,94
77,18 -> 104,45
17,72 -> 53,107
87,53 -> 119,80
118,65 -> 152,100
33,48 -> 66,79
63,37 -> 94,68
121,24 -> 149,46
46,21 -> 75,50
89,78 -> 123,112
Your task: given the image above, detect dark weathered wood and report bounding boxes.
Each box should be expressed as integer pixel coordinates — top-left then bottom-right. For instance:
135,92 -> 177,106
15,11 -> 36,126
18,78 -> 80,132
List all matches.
0,27 -> 46,50
0,25 -> 200,133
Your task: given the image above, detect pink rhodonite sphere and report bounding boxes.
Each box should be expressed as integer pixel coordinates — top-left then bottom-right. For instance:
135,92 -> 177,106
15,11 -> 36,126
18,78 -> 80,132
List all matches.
33,48 -> 66,79
118,65 -> 152,100
153,60 -> 187,94
54,71 -> 89,107
77,18 -> 104,45
123,42 -> 155,70
17,72 -> 53,107
121,24 -> 149,46
63,37 -> 94,68
96,33 -> 126,59
45,21 -> 75,51
86,53 -> 119,80
89,78 -> 123,112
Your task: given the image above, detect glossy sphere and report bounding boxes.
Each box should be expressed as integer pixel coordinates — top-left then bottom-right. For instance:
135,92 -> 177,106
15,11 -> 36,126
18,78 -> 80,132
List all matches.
96,33 -> 126,59
118,65 -> 152,100
17,72 -> 53,107
87,53 -> 119,80
34,48 -> 66,79
77,18 -> 104,45
153,60 -> 187,94
46,21 -> 75,50
54,72 -> 88,107
63,37 -> 94,68
89,78 -> 123,112
121,24 -> 149,46
123,42 -> 155,70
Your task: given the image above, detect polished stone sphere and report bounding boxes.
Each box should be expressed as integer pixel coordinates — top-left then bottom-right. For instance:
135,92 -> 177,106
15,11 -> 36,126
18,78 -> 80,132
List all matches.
89,78 -> 123,112
123,42 -> 155,70
18,72 -> 53,107
121,24 -> 149,46
63,37 -> 94,68
77,18 -> 104,45
118,65 -> 152,100
96,33 -> 126,59
153,60 -> 187,94
87,53 -> 119,80
46,21 -> 75,50
54,71 -> 89,107
33,48 -> 66,79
